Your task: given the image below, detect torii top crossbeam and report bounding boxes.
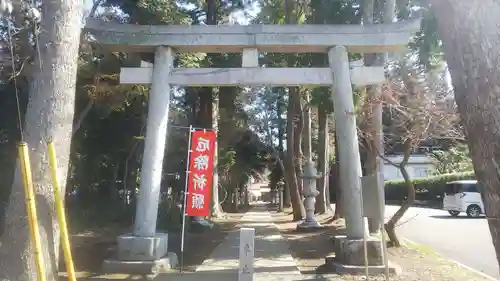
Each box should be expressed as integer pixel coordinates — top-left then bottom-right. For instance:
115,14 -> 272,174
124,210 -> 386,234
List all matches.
84,19 -> 420,53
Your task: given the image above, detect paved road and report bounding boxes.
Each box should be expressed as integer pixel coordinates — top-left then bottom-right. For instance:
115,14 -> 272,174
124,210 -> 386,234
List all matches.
385,205 -> 499,279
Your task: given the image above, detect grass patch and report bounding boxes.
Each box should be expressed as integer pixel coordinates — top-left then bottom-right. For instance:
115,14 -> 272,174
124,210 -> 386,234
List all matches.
403,238 -> 439,257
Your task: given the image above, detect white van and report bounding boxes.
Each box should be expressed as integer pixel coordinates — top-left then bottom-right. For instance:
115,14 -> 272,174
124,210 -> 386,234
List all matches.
443,180 -> 484,217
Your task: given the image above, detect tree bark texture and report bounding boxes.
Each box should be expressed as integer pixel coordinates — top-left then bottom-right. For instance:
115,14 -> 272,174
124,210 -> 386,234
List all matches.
218,87 -> 238,213
362,0 -> 378,175
276,92 -> 290,207
302,92 -> 312,161
315,105 -> 330,213
332,131 -> 344,219
0,0 -> 83,280
211,91 -> 224,217
202,0 -> 223,218
283,0 -> 304,218
431,0 -> 500,264
384,139 -> 414,247
286,87 -> 305,221
364,0 -> 395,234
291,88 -> 304,194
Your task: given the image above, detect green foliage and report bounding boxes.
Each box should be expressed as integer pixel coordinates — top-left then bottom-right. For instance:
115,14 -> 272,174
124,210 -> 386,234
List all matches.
402,1 -> 442,69
385,171 -> 476,201
219,149 -> 236,174
428,144 -> 473,174
233,130 -> 270,182
157,196 -> 182,231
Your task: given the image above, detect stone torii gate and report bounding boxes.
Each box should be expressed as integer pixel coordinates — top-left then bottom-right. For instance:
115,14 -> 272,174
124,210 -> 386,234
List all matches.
85,20 -> 419,273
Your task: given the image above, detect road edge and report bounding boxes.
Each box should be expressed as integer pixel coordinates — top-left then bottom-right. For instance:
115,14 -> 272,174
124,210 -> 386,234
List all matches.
403,237 -> 499,281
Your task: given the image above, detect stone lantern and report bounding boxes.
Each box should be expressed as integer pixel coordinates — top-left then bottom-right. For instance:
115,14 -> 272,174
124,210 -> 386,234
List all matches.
277,180 -> 285,212
297,160 -> 322,230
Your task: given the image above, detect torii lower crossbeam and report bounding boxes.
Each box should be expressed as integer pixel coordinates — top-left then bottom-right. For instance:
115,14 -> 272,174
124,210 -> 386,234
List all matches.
120,67 -> 385,87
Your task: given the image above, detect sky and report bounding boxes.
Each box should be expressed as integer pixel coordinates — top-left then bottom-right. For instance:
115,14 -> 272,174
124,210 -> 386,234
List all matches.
84,0 -> 259,24
84,0 -> 93,13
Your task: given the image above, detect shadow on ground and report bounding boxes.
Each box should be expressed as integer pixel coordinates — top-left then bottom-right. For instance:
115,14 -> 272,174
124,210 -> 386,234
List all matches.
77,268 -> 343,281
268,206 -> 345,275
60,212 -> 245,276
429,215 -> 485,219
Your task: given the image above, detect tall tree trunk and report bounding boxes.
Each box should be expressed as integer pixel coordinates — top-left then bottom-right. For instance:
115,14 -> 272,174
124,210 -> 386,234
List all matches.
277,90 -> 291,207
363,0 -> 396,234
315,105 -> 329,213
308,1 -> 331,214
199,0 -> 223,219
384,139 -> 414,247
211,92 -> 223,217
193,88 -> 213,224
332,131 -> 344,220
110,161 -> 120,203
302,93 -> 312,161
218,87 -> 238,213
430,0 -> 500,264
292,88 -> 304,194
299,91 -> 309,208
283,0 -> 304,218
285,87 -> 305,221
0,1 -> 83,280
362,0 -> 378,175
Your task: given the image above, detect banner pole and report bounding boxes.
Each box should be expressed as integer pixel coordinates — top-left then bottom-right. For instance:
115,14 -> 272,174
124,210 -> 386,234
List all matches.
180,125 -> 194,272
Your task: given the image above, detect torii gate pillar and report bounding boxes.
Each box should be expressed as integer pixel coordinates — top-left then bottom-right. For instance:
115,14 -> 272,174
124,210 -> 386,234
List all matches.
103,47 -> 176,274
329,45 -> 364,238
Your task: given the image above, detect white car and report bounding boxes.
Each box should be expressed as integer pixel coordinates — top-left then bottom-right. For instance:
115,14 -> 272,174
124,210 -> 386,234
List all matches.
443,180 -> 484,217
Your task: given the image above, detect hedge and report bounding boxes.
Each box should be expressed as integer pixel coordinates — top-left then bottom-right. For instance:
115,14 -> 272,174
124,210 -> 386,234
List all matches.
385,171 -> 476,201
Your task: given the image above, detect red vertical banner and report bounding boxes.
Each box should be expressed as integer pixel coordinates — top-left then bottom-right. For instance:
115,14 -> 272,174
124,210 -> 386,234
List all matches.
185,130 -> 216,217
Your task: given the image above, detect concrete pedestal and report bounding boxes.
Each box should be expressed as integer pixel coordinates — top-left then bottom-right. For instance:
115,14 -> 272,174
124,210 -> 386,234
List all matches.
117,233 -> 169,261
333,235 -> 382,266
103,233 -> 178,274
103,253 -> 178,275
324,235 -> 400,275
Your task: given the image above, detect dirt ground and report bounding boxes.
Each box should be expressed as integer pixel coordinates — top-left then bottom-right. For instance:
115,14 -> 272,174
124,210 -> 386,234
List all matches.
272,208 -> 493,281
61,212 -> 245,275
61,206 -> 493,281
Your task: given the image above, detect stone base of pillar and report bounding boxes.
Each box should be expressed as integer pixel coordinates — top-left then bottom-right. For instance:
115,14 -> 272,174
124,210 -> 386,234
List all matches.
103,253 -> 178,275
323,235 -> 400,275
324,256 -> 401,275
334,235 -> 382,265
117,233 -> 169,261
102,233 -> 178,275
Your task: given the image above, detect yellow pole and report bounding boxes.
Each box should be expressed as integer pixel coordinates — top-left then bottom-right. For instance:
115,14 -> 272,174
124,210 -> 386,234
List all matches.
18,142 -> 47,281
47,141 -> 77,281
